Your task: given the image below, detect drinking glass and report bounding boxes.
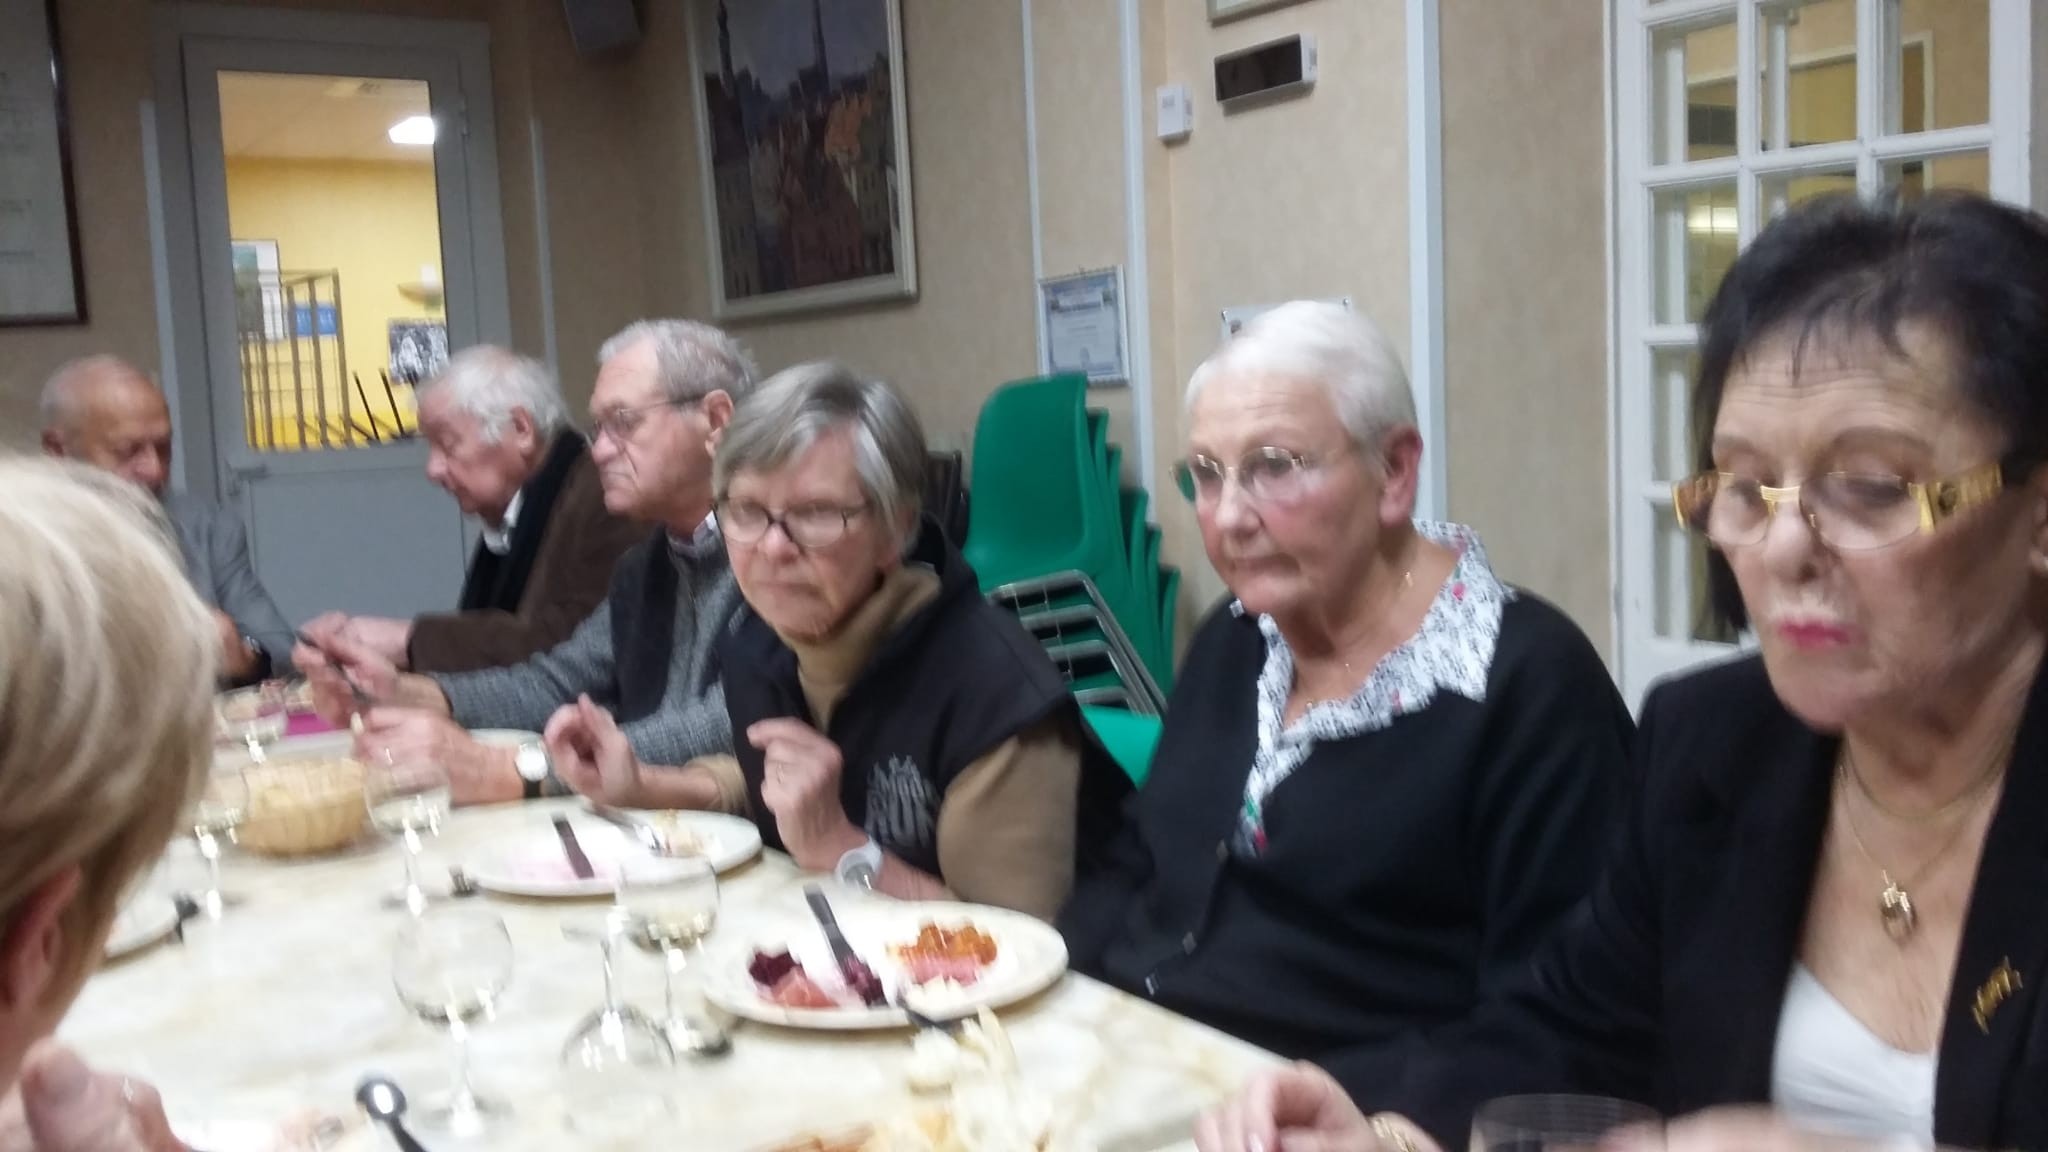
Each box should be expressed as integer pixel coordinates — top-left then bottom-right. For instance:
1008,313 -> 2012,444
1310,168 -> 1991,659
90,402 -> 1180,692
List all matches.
392,908 -> 514,1139
561,909 -> 675,1136
617,855 -> 726,1054
364,753 -> 450,915
215,682 -> 287,762
182,765 -> 248,918
1471,1094 -> 1661,1152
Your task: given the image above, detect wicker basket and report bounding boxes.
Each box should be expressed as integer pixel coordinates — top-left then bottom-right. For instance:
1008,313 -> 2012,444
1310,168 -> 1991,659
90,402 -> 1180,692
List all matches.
236,758 -> 367,857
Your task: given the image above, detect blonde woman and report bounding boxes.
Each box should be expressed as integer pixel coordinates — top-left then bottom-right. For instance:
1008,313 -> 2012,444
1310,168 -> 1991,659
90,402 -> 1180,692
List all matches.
0,457 -> 218,1151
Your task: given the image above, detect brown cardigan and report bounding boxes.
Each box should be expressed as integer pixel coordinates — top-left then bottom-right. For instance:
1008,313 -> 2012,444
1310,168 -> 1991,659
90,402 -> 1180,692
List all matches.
407,440 -> 644,673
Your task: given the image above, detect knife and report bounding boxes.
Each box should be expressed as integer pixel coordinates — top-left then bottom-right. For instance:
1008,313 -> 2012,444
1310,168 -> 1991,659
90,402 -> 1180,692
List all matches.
587,803 -> 668,855
802,883 -> 887,1006
552,816 -> 597,880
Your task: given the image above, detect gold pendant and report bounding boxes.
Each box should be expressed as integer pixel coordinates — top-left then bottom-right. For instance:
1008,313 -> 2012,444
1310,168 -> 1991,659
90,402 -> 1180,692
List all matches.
1880,876 -> 1917,941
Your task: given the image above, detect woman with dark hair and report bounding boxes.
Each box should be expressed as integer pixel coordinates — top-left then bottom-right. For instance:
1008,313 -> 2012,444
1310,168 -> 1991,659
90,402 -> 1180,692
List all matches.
1197,191 -> 2048,1152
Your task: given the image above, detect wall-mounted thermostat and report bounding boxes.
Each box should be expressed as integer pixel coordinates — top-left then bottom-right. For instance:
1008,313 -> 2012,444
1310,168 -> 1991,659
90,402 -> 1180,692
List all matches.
1214,33 -> 1316,110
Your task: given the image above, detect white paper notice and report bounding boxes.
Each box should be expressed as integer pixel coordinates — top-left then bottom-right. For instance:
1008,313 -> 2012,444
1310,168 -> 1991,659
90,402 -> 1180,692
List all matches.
1042,268 -> 1127,385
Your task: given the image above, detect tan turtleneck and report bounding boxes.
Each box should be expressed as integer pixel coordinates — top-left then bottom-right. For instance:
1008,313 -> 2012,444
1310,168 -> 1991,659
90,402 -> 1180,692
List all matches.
688,566 -> 1083,919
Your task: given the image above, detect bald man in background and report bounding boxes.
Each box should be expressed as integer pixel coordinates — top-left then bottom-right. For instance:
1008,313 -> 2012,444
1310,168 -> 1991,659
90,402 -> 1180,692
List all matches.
39,356 -> 295,686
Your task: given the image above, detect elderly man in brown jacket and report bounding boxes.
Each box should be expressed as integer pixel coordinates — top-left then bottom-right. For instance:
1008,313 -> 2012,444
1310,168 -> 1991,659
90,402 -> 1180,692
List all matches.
297,346 -> 642,673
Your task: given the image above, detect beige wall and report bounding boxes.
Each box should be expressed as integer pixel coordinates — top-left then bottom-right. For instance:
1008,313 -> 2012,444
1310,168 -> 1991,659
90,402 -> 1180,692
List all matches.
1439,0 -> 1613,655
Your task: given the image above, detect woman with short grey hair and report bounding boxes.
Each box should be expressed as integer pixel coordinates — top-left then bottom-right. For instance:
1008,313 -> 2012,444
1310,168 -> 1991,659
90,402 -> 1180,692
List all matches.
552,363 -> 1130,919
1060,301 -> 1632,1083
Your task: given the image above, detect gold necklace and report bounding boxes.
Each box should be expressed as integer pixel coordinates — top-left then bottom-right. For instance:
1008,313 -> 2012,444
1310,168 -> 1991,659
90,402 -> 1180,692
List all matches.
1835,741 -> 2009,943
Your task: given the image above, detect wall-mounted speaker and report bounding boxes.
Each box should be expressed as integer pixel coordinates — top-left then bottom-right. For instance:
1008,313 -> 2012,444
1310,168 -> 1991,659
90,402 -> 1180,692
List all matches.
563,0 -> 641,57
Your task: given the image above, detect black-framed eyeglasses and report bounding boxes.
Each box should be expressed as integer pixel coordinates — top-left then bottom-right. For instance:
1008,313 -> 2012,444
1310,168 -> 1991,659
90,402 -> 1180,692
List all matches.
717,499 -> 870,549
588,397 -> 702,445
1672,451 -> 2031,552
1172,446 -> 1347,505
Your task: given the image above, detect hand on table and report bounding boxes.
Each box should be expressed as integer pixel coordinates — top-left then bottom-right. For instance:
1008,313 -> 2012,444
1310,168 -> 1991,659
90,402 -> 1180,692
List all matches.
751,718 -> 865,871
338,616 -> 413,670
295,634 -> 401,728
545,695 -> 645,805
0,1042 -> 189,1152
210,610 -> 259,684
354,708 -> 517,806
1196,1063 -> 1436,1152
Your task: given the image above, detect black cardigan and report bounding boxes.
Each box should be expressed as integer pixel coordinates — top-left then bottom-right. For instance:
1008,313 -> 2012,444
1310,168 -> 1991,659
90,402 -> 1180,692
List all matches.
1060,592 -> 1633,1076
1365,654 -> 2048,1150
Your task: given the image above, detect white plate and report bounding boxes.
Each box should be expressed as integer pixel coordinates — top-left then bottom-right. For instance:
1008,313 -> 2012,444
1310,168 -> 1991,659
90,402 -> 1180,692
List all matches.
608,807 -> 763,874
105,893 -> 180,960
464,815 -> 756,898
703,899 -> 1068,1031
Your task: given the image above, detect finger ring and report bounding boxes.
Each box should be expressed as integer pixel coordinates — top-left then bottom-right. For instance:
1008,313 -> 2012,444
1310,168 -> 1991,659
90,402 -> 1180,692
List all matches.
1370,1115 -> 1418,1152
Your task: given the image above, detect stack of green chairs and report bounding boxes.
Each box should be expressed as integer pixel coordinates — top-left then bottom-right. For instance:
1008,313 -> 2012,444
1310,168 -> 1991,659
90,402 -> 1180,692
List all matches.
1082,704 -> 1163,787
965,374 -> 1178,713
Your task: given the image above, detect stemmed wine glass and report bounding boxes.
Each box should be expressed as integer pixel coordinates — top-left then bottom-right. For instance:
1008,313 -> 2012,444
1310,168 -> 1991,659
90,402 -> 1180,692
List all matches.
364,753 -> 451,915
215,682 -> 287,763
182,764 -> 248,919
392,908 -> 514,1139
561,909 -> 675,1136
1471,1095 -> 1661,1152
617,855 -> 727,1054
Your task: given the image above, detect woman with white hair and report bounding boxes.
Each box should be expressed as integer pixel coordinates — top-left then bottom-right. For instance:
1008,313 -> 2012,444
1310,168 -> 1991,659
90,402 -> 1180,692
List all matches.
551,363 -> 1130,918
0,457 -> 219,1151
1058,301 -> 1632,1087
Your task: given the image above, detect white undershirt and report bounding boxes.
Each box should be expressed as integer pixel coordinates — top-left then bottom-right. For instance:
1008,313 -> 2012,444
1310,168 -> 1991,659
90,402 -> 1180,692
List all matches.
1771,964 -> 1936,1148
480,490 -> 523,556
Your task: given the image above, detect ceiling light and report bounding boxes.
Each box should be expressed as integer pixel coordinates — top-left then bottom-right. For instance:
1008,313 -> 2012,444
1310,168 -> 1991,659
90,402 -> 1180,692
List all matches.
388,116 -> 436,146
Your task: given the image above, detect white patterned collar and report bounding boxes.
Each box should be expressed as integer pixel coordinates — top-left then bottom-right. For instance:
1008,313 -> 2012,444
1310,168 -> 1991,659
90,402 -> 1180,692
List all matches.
1232,520 -> 1513,851
479,489 -> 523,556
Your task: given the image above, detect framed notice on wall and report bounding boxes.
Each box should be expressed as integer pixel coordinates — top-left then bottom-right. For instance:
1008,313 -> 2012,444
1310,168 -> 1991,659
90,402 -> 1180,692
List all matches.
1040,267 -> 1129,387
0,0 -> 85,326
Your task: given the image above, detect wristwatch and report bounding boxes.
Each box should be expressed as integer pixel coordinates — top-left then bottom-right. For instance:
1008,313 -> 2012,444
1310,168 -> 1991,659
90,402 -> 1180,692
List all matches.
833,837 -> 884,890
514,740 -> 551,801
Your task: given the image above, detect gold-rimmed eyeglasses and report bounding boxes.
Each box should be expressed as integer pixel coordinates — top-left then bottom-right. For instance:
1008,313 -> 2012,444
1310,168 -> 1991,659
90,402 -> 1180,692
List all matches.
1672,454 -> 2025,552
588,397 -> 702,445
1173,446 -> 1348,506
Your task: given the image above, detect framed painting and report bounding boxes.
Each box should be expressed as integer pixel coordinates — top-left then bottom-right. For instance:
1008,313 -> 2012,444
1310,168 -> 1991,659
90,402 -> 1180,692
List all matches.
0,0 -> 87,326
687,0 -> 917,320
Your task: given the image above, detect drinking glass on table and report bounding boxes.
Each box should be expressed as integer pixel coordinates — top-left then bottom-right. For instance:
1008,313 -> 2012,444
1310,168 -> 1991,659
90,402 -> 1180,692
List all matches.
1471,1094 -> 1661,1152
562,909 -> 676,1136
364,753 -> 450,915
215,681 -> 287,762
393,908 -> 515,1139
618,855 -> 726,1054
182,763 -> 248,919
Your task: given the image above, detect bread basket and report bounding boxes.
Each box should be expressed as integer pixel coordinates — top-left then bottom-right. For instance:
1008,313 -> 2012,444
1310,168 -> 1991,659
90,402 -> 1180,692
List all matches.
236,757 -> 367,857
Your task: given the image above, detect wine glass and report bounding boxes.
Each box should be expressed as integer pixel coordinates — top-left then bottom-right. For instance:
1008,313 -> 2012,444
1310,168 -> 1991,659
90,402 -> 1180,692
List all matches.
561,909 -> 675,1136
182,764 -> 248,919
215,682 -> 287,763
392,908 -> 514,1139
364,753 -> 450,915
617,855 -> 727,1054
1471,1094 -> 1661,1152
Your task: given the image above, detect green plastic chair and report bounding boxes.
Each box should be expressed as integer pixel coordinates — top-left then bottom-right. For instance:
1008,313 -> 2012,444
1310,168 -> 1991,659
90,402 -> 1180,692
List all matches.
963,376 -> 1129,602
1155,566 -> 1180,692
1082,704 -> 1163,787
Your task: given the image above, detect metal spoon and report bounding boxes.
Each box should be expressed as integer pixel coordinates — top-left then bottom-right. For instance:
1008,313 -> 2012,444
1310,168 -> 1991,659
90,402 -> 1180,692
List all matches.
354,1076 -> 430,1152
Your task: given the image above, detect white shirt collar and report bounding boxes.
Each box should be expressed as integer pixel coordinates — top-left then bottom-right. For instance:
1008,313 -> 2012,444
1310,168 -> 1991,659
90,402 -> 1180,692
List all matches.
480,489 -> 524,556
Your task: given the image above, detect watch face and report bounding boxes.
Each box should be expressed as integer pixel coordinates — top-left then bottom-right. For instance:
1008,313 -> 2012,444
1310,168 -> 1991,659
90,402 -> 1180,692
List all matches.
514,744 -> 549,782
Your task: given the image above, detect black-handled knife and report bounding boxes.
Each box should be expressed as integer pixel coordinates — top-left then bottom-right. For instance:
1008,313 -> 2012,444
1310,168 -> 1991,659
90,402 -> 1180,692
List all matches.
802,883 -> 887,1006
553,816 -> 596,880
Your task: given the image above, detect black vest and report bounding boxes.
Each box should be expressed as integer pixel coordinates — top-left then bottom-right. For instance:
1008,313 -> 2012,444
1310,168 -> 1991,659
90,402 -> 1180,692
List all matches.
456,431 -> 586,614
719,522 -> 1127,878
606,529 -> 732,725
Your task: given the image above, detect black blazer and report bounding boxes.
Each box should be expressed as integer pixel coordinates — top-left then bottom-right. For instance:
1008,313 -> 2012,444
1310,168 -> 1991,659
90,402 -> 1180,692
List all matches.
1360,654 -> 2048,1150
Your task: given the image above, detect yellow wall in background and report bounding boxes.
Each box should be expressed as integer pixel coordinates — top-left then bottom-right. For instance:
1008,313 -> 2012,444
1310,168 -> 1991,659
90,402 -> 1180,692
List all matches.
224,156 -> 444,438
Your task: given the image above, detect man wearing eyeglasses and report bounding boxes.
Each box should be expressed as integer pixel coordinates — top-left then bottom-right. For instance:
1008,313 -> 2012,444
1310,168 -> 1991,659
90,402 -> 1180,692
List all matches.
302,320 -> 755,805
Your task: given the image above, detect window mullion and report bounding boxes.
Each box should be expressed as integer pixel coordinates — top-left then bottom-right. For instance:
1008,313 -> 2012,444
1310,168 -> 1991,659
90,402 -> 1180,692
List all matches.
1855,0 -> 1885,196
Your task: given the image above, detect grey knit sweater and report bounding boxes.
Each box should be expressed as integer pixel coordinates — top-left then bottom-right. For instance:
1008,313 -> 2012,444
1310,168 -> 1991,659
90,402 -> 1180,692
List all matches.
429,528 -> 741,766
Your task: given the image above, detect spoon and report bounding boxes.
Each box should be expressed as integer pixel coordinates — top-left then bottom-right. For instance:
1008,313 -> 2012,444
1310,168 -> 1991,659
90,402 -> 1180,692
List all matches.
354,1076 -> 430,1152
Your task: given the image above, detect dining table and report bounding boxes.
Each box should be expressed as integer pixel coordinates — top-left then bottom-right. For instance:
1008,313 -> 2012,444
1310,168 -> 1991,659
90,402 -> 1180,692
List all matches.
62,793 -> 1277,1152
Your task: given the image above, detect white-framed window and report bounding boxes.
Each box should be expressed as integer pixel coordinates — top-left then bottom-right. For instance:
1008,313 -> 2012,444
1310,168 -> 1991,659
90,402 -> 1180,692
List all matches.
1611,0 -> 2031,703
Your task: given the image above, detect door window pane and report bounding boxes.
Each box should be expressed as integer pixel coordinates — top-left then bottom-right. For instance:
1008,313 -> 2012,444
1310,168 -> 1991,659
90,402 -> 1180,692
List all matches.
1762,167 -> 1857,218
1653,19 -> 1739,164
1759,0 -> 1857,151
1654,513 -> 1735,643
220,72 -> 443,452
1651,348 -> 1699,484
1883,150 -> 1991,200
1889,0 -> 1988,136
1653,183 -> 1738,325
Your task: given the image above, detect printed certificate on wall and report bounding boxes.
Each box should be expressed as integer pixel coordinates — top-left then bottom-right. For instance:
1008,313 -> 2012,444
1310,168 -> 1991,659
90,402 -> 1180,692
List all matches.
0,0 -> 86,325
1040,267 -> 1128,387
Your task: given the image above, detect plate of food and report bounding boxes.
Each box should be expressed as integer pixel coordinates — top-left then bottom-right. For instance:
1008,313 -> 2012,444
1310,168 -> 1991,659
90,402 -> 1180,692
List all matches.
592,805 -> 763,874
704,899 -> 1068,1031
464,816 -> 734,898
104,892 -> 181,960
